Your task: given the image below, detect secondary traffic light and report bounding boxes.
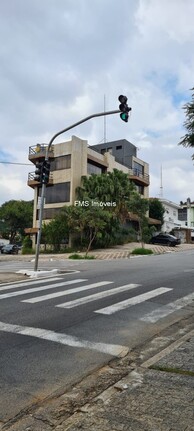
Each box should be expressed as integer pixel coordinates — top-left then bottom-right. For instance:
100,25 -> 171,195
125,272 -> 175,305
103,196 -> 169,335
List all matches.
34,161 -> 43,182
118,95 -> 131,122
42,160 -> 51,184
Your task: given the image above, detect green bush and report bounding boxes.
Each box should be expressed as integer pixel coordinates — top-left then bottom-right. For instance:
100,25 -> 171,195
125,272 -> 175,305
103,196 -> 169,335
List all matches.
22,236 -> 32,249
22,248 -> 35,255
69,253 -> 95,260
131,248 -> 153,255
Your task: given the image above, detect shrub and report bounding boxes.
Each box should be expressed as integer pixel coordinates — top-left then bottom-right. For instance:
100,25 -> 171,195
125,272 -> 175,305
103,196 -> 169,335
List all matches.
69,253 -> 95,260
22,247 -> 35,255
131,248 -> 153,255
22,236 -> 32,249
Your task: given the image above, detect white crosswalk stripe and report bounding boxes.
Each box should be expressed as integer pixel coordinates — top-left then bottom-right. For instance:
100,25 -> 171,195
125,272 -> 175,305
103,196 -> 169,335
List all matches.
22,281 -> 113,303
0,321 -> 128,357
0,279 -> 87,299
56,283 -> 141,309
140,291 -> 194,323
95,287 -> 172,315
0,277 -> 62,292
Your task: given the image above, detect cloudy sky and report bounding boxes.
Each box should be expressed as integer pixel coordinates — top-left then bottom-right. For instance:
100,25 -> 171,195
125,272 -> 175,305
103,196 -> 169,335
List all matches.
0,0 -> 194,206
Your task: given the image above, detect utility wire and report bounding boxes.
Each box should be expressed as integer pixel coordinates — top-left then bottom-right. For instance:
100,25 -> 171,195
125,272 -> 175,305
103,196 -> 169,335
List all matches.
0,161 -> 31,165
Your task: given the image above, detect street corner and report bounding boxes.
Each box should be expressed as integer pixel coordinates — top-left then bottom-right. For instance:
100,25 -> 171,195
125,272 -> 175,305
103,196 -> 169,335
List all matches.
17,269 -> 60,278
0,272 -> 29,284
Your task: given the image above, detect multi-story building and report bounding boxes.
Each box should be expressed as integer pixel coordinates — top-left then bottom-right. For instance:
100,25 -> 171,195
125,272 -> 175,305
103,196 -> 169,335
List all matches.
157,198 -> 193,243
27,136 -> 150,243
91,139 -> 149,197
178,198 -> 194,241
158,198 -> 182,232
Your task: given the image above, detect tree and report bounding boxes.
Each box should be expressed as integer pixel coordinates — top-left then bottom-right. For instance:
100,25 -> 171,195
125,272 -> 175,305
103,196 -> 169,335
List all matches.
43,205 -> 113,255
42,216 -> 69,252
61,205 -> 112,255
149,198 -> 165,225
179,87 -> 194,152
128,193 -> 149,247
76,169 -> 135,222
0,200 -> 33,243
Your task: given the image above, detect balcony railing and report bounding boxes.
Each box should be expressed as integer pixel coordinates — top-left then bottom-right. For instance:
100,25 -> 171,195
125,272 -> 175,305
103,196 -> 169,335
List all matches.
27,172 -> 53,188
128,168 -> 150,185
28,144 -> 54,161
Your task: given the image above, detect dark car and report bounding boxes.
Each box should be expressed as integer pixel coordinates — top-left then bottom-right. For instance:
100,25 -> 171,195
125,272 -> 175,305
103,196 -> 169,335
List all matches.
1,244 -> 19,254
150,233 -> 181,247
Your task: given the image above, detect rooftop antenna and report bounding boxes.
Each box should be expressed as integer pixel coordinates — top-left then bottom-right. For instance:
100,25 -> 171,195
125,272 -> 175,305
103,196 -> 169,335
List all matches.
159,164 -> 163,198
104,94 -> 107,143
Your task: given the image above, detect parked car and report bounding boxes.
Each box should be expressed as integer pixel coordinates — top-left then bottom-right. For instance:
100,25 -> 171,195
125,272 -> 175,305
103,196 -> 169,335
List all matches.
1,244 -> 19,254
0,243 -> 5,250
150,233 -> 181,247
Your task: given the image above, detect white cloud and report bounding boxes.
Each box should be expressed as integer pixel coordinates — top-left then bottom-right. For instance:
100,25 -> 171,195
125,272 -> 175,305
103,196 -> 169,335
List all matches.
0,0 -> 194,206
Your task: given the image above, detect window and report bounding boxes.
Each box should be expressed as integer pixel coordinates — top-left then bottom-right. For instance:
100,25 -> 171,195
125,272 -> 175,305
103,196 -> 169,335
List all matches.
37,207 -> 64,220
178,208 -> 187,221
116,145 -> 122,150
87,161 -> 105,175
135,184 -> 144,195
46,182 -> 70,203
38,182 -> 70,204
50,155 -> 71,171
133,162 -> 144,176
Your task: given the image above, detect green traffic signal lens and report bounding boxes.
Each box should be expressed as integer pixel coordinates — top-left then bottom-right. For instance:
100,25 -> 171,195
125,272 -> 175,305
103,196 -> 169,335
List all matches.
120,112 -> 128,122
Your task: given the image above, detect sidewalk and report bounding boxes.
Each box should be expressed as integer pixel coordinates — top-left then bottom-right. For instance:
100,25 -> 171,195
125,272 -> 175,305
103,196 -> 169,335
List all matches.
3,319 -> 194,430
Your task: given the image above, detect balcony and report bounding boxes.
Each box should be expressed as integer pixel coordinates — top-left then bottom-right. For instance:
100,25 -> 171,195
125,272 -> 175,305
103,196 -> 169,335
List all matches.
28,144 -> 54,164
27,172 -> 53,188
128,168 -> 150,186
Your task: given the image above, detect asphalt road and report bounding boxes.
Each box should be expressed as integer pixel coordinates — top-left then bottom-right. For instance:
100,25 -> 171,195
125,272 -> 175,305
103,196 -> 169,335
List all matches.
1,250 -> 194,423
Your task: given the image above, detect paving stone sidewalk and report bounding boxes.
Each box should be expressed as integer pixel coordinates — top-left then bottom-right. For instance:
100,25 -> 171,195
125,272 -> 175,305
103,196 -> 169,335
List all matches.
3,329 -> 194,430
54,331 -> 194,431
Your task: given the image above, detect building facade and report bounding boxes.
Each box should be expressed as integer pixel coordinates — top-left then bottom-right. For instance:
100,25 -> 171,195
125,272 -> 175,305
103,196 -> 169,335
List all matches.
179,198 -> 194,241
159,198 -> 181,232
157,198 -> 193,243
27,136 -> 150,242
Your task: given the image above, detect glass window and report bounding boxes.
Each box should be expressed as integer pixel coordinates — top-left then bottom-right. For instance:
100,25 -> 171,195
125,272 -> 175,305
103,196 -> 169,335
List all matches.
45,182 -> 70,203
37,183 -> 70,203
87,162 -> 105,175
133,162 -> 144,176
116,145 -> 122,150
50,155 -> 71,171
37,207 -> 64,220
178,208 -> 187,221
135,184 -> 144,195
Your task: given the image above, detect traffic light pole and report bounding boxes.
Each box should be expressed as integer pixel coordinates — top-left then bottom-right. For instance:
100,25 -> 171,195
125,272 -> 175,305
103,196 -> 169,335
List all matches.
34,109 -> 120,272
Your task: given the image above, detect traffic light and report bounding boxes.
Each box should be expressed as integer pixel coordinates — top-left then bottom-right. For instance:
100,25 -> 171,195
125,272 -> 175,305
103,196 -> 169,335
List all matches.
118,95 -> 131,122
42,160 -> 51,184
34,161 -> 43,182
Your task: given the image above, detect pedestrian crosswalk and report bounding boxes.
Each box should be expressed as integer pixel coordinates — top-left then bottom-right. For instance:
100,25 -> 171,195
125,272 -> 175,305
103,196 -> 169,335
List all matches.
94,287 -> 172,315
56,283 -> 140,309
0,276 -> 193,324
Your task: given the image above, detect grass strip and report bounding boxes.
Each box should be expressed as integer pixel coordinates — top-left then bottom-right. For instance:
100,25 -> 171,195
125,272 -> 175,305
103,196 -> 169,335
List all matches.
150,365 -> 194,377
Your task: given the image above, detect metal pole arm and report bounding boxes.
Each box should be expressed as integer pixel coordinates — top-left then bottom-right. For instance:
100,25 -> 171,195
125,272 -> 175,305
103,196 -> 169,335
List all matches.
47,109 -> 121,155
